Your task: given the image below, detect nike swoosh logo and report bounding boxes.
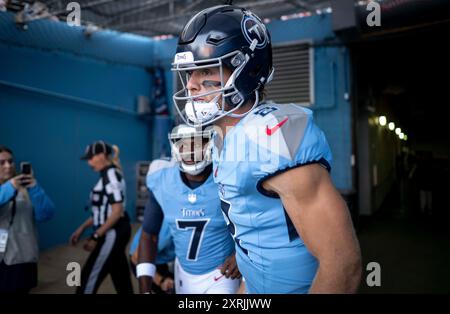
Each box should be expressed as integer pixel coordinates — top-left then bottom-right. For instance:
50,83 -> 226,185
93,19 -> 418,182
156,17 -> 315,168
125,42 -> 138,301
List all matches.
266,117 -> 288,136
214,274 -> 225,281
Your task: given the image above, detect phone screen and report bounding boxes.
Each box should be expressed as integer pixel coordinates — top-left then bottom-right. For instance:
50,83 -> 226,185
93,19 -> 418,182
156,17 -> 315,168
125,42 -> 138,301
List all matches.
21,162 -> 32,175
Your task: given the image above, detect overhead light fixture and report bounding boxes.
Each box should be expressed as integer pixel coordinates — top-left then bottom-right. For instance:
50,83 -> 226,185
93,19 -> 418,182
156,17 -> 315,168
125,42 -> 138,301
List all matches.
378,116 -> 387,126
404,135 -> 408,141
84,23 -> 100,37
388,122 -> 395,131
0,0 -> 7,12
399,133 -> 404,140
395,127 -> 401,135
15,1 -> 52,29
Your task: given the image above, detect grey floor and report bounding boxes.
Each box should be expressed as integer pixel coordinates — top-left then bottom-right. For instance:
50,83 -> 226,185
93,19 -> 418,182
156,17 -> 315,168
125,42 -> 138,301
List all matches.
31,224 -> 140,294
31,200 -> 450,294
357,208 -> 450,293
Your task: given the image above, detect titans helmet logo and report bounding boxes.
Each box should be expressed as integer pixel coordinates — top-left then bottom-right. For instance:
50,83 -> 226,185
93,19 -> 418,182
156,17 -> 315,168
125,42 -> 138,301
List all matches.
241,12 -> 269,49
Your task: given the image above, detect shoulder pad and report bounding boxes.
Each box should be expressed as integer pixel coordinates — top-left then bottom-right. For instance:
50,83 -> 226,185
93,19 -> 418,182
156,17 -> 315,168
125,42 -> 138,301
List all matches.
147,158 -> 176,177
244,104 -> 313,160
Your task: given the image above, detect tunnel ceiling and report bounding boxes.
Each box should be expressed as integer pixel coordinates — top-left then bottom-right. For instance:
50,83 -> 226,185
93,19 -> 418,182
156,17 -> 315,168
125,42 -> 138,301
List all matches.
6,0 -> 334,37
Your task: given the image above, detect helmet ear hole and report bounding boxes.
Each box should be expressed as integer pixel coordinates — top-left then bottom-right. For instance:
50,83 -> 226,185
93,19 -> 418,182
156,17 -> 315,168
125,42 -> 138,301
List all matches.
249,64 -> 262,78
231,93 -> 243,105
230,52 -> 245,67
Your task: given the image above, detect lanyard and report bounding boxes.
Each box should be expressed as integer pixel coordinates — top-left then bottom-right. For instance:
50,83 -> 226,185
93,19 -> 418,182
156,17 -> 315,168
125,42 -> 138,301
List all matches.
8,197 -> 17,227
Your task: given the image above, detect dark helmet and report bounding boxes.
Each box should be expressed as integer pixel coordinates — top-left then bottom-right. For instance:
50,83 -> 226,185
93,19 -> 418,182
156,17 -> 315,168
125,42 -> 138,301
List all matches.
172,5 -> 274,126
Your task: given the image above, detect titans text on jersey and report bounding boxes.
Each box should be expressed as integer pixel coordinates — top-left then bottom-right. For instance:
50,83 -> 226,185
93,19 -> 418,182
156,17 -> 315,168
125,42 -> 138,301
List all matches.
146,159 -> 235,275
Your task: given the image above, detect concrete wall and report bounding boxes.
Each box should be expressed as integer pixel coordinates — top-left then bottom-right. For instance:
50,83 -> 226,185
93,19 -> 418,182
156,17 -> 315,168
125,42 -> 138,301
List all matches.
0,12 -> 155,249
269,14 -> 353,192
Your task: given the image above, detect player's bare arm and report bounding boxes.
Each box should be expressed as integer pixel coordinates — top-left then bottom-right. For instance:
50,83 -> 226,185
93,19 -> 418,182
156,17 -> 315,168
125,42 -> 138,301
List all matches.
262,163 -> 362,293
137,230 -> 159,293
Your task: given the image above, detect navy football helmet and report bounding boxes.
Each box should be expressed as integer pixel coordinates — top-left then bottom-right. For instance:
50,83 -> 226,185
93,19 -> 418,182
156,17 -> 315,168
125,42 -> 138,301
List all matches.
172,5 -> 274,126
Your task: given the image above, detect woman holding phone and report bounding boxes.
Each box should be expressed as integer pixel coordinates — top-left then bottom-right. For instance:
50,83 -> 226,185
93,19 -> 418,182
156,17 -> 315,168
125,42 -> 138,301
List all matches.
0,145 -> 55,293
70,141 -> 133,294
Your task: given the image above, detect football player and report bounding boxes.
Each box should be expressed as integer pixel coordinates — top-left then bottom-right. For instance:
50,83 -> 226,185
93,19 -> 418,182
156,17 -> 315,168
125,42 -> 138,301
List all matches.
172,5 -> 362,293
137,124 -> 240,294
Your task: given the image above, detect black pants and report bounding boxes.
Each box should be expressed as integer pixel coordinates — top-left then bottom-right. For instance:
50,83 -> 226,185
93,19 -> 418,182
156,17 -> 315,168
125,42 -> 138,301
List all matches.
76,215 -> 133,294
0,261 -> 37,293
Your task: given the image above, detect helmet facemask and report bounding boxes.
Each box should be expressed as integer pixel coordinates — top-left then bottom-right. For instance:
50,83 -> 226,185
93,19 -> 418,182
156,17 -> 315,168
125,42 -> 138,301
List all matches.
172,46 -> 262,127
169,124 -> 214,176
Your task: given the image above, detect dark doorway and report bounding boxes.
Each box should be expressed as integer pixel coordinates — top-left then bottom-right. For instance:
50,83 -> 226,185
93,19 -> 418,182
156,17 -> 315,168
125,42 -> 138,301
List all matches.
351,21 -> 450,293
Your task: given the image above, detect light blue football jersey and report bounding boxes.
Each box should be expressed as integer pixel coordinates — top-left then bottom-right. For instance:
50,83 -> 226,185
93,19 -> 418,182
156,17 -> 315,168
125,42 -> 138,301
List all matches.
129,222 -> 175,265
146,159 -> 235,275
212,103 -> 333,293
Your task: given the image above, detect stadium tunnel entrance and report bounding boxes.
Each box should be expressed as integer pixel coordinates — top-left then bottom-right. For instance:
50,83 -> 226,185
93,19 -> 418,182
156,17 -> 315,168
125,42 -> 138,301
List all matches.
351,18 -> 450,222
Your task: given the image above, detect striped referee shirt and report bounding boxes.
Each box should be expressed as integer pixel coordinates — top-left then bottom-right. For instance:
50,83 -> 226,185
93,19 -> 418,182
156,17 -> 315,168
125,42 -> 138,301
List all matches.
90,164 -> 126,227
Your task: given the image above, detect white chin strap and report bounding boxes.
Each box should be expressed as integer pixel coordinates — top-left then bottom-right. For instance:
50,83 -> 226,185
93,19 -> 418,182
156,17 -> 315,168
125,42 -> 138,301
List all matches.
185,91 -> 260,125
180,160 -> 211,175
184,70 -> 238,124
185,96 -> 220,124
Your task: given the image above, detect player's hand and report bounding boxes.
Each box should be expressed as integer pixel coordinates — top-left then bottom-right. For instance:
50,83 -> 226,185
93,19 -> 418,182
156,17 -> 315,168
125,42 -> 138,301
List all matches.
220,253 -> 241,279
160,277 -> 174,293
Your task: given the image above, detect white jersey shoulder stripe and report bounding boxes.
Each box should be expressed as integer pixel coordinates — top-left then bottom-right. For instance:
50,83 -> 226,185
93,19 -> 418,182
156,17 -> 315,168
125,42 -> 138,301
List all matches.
243,104 -> 312,160
147,158 -> 177,177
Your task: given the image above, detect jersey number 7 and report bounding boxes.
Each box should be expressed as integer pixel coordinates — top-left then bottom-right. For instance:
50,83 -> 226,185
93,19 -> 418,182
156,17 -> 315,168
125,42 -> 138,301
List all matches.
176,219 -> 210,261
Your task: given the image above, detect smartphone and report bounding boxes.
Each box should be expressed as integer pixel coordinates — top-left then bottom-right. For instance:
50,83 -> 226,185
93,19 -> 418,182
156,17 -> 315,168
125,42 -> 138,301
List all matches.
20,162 -> 32,175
